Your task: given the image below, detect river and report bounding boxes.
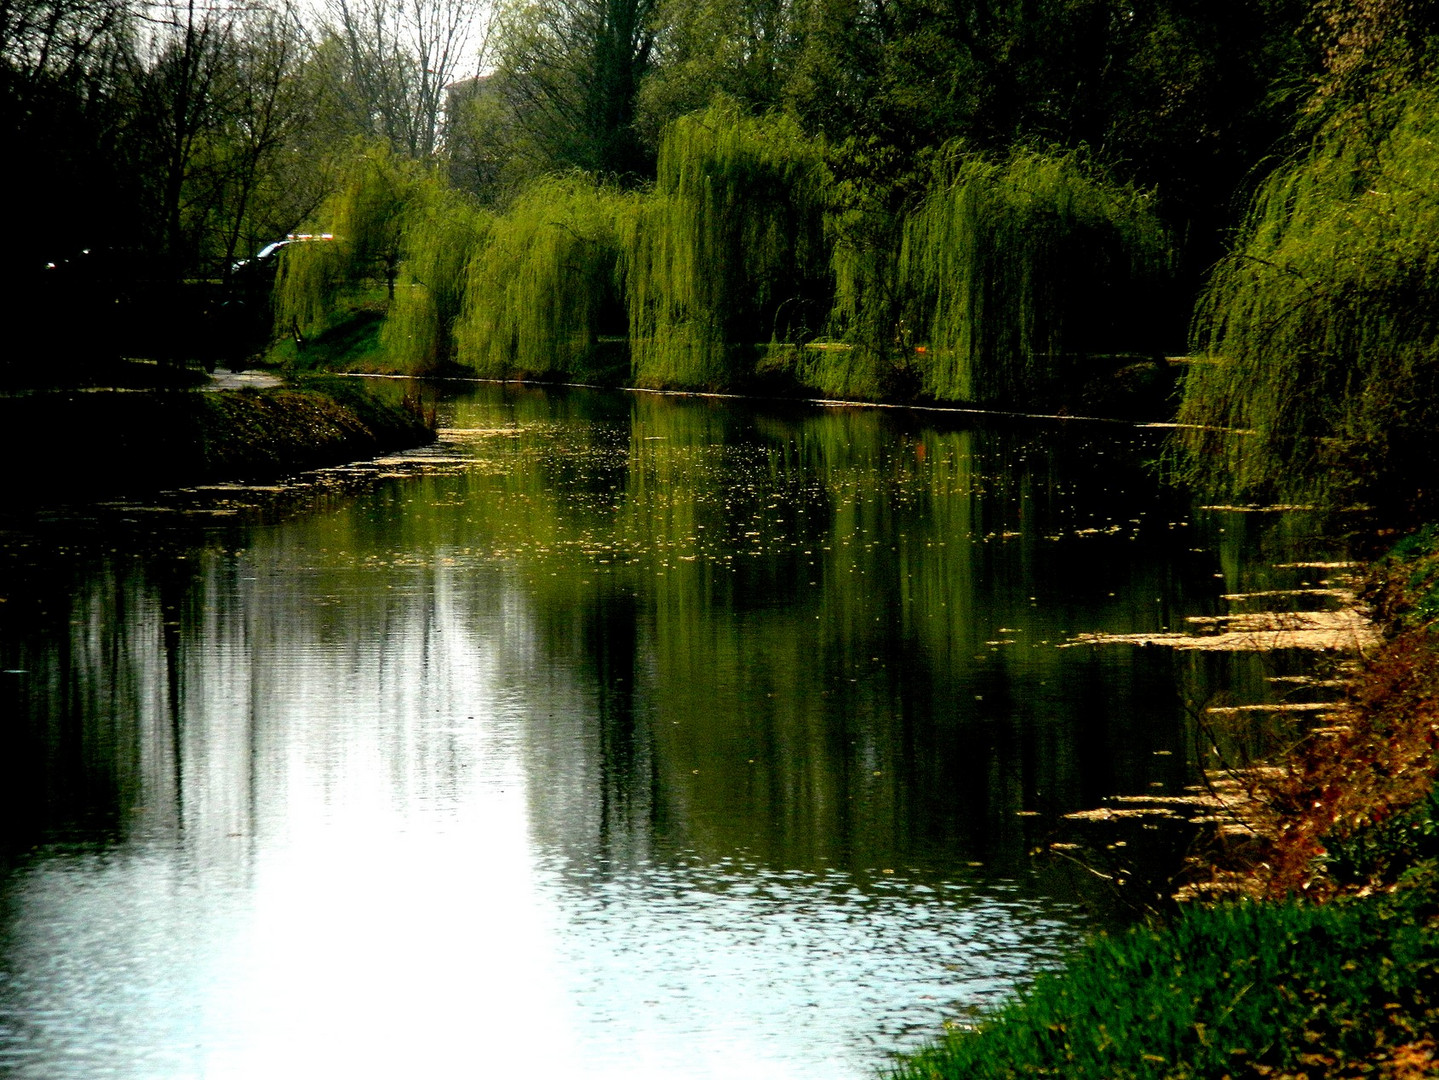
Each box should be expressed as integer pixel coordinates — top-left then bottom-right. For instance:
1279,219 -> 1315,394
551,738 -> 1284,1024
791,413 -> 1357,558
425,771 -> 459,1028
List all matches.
0,382 -> 1353,1079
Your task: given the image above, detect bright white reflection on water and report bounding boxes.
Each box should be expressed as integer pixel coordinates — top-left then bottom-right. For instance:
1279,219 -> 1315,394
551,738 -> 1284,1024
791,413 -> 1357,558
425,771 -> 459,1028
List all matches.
0,554 -> 1079,1078
0,384 -> 1344,1078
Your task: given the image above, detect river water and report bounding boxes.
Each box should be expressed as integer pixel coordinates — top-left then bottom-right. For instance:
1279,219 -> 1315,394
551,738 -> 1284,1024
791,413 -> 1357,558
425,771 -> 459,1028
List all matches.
0,383 -> 1350,1079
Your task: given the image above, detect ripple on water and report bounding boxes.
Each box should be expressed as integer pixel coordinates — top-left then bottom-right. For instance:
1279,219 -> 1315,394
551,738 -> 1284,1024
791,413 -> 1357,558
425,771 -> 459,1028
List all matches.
534,854 -> 1084,1076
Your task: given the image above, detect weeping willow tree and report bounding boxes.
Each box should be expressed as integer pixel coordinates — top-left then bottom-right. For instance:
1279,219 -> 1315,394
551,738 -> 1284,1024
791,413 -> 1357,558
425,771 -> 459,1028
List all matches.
800,141 -> 916,401
273,142 -> 423,343
1177,84 -> 1439,522
899,147 -> 1171,404
625,102 -> 830,389
381,182 -> 491,373
454,175 -> 638,379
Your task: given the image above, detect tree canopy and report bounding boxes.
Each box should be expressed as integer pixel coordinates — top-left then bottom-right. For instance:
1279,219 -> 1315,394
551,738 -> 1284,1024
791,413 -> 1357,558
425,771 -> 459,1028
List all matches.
19,0 -> 1439,531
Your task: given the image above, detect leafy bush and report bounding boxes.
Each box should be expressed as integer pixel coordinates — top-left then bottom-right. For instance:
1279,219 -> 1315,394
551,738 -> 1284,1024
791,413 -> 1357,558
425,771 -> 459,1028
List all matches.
1177,83 -> 1439,524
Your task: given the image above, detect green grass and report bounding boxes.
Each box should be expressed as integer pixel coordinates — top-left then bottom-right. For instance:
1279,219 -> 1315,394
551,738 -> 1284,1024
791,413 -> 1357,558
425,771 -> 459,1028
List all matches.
265,290 -> 391,373
892,878 -> 1439,1079
1363,526 -> 1439,635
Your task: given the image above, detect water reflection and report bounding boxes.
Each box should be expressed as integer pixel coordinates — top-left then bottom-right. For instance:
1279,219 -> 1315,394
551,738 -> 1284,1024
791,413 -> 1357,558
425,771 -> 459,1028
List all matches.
0,384 -> 1344,1078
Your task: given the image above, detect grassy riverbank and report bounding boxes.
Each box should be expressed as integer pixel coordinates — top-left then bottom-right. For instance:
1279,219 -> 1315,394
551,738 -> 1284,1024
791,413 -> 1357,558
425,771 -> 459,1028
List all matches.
0,376 -> 435,501
892,535 -> 1439,1079
261,298 -> 1180,420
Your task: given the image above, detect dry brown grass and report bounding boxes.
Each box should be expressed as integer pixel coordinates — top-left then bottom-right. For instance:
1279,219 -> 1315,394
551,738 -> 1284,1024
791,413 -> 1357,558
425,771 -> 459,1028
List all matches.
1179,628 -> 1439,903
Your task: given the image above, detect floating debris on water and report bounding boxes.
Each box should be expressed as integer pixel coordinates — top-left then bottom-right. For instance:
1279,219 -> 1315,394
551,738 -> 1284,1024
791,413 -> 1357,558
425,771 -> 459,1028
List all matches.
1063,806 -> 1182,821
1205,702 -> 1336,715
1062,608 -> 1376,651
1268,675 -> 1350,687
434,426 -> 526,439
1108,794 -> 1224,809
1219,588 -> 1353,601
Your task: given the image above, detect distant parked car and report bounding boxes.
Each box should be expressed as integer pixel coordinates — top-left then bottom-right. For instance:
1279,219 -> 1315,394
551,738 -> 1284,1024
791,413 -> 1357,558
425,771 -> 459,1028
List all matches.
216,234 -> 336,361
231,232 -> 334,274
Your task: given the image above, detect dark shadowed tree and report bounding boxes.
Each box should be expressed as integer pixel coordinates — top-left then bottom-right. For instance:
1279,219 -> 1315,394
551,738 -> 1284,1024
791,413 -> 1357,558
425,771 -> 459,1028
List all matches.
1,0 -> 137,268
491,0 -> 657,178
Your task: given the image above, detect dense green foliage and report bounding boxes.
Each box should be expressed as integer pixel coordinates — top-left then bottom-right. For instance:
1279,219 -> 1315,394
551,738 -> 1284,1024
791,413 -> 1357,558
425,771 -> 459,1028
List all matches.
273,144 -> 423,342
15,0 -> 1439,515
898,148 -> 1171,403
455,175 -> 636,379
1177,82 -> 1439,523
626,103 -> 828,388
4,0 -> 1328,392
416,107 -> 1180,403
382,182 -> 490,373
893,883 -> 1439,1079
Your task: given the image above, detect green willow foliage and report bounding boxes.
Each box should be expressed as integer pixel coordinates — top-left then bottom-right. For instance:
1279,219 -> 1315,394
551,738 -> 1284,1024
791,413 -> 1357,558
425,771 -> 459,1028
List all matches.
272,231 -> 342,341
274,142 -> 422,341
899,148 -> 1171,404
625,102 -> 829,389
1178,84 -> 1439,518
455,175 -> 638,378
281,124 -> 1175,406
804,142 -> 918,401
381,182 -> 490,373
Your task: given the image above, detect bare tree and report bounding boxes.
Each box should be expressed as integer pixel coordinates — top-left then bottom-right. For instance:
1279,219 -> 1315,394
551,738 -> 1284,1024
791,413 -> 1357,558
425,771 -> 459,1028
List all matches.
127,0 -> 244,269
1,0 -> 132,89
2,0 -> 137,259
209,0 -> 315,270
319,0 -> 486,157
492,0 -> 657,178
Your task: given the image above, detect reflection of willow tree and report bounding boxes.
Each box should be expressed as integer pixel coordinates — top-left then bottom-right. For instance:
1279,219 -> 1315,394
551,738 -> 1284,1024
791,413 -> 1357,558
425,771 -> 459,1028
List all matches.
425,389 -> 1229,869
623,405 -> 1010,866
0,555 -> 220,862
584,592 -> 664,857
3,388 -> 1288,875
0,526 -> 517,866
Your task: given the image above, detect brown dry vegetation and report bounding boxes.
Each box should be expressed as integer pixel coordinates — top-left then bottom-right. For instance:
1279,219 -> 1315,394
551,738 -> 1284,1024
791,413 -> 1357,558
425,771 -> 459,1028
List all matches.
1179,541 -> 1439,905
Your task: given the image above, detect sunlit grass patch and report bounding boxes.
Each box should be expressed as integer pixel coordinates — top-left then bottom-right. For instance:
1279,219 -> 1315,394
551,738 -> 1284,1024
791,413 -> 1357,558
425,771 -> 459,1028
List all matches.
893,885 -> 1439,1080
265,290 -> 388,372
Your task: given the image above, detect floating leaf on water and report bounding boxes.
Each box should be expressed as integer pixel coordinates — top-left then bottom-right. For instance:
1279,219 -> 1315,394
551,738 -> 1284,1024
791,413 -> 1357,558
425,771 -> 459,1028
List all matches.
1205,702 -> 1335,715
1110,794 -> 1223,809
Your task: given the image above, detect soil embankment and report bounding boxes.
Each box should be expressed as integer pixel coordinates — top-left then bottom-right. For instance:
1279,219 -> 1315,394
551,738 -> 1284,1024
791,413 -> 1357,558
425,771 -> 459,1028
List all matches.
0,378 -> 435,502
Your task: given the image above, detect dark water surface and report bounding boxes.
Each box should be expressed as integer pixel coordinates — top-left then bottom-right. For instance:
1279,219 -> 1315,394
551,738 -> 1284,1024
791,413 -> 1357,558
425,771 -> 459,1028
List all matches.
0,384 -> 1346,1078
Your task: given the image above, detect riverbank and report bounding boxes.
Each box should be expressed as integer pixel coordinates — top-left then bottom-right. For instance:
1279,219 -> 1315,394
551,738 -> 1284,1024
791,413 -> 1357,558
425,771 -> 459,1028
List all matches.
0,375 -> 436,502
891,535 -> 1439,1078
265,300 -> 1183,423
